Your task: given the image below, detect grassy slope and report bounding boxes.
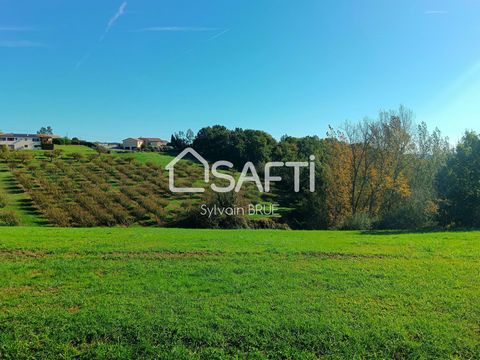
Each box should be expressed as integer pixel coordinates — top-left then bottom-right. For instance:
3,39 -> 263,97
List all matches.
28,145 -> 96,159
112,151 -> 177,167
0,228 -> 478,359
3,149 -> 273,226
0,164 -> 43,226
55,145 -> 97,155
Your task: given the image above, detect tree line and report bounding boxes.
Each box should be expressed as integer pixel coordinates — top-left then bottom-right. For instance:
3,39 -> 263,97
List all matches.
171,106 -> 480,230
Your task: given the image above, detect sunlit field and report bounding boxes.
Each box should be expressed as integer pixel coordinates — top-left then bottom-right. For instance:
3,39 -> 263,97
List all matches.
0,227 -> 478,359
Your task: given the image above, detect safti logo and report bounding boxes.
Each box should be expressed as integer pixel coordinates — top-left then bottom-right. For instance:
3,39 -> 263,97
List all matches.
165,147 -> 315,194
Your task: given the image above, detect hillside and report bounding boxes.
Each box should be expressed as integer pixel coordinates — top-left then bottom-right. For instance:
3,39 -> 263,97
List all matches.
0,147 -> 272,227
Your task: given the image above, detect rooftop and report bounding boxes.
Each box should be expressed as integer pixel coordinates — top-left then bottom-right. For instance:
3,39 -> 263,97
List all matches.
0,133 -> 59,138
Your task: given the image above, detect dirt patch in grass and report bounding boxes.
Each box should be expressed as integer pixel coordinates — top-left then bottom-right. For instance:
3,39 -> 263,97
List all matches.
0,249 -> 46,258
295,251 -> 392,259
98,251 -> 224,259
0,249 -> 223,259
67,305 -> 81,313
0,285 -> 33,295
0,285 -> 59,296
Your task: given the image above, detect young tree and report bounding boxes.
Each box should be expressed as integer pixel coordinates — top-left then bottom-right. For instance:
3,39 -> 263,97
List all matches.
71,153 -> 84,162
37,126 -> 53,135
45,149 -> 63,162
382,122 -> 450,229
16,152 -> 34,165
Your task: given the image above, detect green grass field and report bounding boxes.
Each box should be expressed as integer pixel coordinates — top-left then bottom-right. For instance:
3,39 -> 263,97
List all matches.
55,145 -> 97,155
0,228 -> 478,359
111,151 -> 177,167
28,145 -> 175,167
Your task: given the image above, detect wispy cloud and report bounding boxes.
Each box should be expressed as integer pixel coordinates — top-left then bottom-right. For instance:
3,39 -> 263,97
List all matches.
164,28 -> 231,65
207,28 -> 230,41
76,2 -> 127,70
425,10 -> 448,15
134,26 -> 220,33
0,40 -> 46,48
100,1 -> 127,41
75,52 -> 91,70
0,26 -> 35,32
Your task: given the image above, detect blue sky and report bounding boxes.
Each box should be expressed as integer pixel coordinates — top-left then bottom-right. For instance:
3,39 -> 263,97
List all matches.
1,0 -> 479,142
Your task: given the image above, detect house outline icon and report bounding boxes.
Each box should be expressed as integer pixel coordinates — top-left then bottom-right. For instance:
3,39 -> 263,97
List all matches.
165,147 -> 209,193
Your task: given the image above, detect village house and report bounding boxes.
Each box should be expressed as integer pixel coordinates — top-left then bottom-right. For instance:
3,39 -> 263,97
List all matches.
0,133 -> 57,150
122,137 -> 168,150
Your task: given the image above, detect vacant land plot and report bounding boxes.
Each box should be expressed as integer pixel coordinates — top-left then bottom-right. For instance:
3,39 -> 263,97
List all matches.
0,228 -> 478,359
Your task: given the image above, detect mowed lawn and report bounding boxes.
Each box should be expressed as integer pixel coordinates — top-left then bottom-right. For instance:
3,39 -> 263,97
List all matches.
0,228 -> 478,359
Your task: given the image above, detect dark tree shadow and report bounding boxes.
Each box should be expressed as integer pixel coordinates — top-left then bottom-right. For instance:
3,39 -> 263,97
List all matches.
360,228 -> 479,236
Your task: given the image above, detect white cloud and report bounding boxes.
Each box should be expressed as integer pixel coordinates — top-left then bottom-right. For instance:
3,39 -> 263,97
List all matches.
100,1 -> 127,41
0,40 -> 46,48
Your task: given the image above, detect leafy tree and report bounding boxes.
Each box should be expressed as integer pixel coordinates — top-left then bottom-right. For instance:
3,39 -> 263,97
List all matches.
0,146 -> 10,163
71,153 -> 84,162
192,126 -> 276,169
329,107 -> 415,222
16,152 -> 34,165
380,123 -> 450,229
37,126 -> 53,135
45,149 -> 63,162
170,129 -> 195,150
270,135 -> 330,229
192,125 -> 232,162
53,137 -> 71,145
436,131 -> 480,227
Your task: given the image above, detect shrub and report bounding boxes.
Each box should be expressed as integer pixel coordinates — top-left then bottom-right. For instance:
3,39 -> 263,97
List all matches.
249,218 -> 290,230
342,212 -> 373,230
0,210 -> 20,226
71,153 -> 84,162
16,152 -> 33,165
178,192 -> 249,229
109,205 -> 134,226
0,192 -> 7,208
68,205 -> 97,227
44,207 -> 71,227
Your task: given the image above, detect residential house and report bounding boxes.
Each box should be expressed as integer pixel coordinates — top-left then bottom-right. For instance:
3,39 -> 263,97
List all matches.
122,137 -> 168,150
139,137 -> 168,148
0,133 -> 57,150
122,138 -> 143,150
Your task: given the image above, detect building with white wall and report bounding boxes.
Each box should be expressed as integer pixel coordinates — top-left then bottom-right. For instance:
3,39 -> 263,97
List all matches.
0,133 -> 55,150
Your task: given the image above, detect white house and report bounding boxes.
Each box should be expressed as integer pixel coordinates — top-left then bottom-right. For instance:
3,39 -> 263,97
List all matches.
0,133 -> 55,150
122,137 -> 168,150
122,138 -> 144,150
